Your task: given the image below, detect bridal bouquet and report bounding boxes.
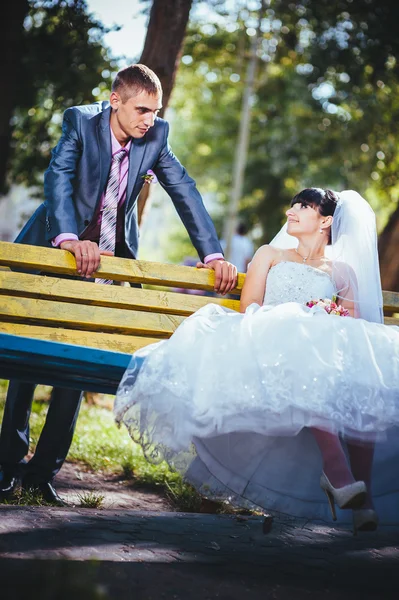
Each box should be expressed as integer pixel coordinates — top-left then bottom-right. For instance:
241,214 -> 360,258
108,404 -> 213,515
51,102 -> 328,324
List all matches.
306,296 -> 350,317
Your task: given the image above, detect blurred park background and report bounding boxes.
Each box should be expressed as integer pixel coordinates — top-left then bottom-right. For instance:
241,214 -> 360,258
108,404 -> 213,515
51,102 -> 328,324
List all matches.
1,0 -> 398,289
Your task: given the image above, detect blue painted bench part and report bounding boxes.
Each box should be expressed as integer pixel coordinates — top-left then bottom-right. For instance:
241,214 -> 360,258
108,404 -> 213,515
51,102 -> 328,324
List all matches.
0,333 -> 140,395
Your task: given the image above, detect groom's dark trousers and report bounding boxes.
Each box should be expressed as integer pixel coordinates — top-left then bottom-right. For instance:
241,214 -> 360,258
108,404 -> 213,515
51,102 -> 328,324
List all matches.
0,384 -> 82,482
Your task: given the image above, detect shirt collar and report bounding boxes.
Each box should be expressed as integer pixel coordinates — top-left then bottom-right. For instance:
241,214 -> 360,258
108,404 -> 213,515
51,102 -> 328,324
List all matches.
110,127 -> 132,156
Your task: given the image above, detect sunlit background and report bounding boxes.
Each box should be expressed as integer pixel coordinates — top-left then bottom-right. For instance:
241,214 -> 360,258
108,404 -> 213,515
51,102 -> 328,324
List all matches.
1,0 -> 398,288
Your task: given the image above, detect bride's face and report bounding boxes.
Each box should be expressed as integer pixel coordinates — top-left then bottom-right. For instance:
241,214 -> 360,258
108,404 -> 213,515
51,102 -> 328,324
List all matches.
286,202 -> 324,238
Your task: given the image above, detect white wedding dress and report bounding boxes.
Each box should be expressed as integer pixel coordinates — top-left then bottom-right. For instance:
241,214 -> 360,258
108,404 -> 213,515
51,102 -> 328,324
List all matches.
114,261 -> 399,524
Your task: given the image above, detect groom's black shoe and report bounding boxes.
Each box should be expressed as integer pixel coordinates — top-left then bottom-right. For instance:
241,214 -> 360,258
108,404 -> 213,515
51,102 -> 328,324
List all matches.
22,475 -> 67,507
0,469 -> 19,500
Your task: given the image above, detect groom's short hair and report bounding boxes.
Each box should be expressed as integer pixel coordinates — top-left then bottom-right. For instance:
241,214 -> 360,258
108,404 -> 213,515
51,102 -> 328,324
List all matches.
112,64 -> 162,101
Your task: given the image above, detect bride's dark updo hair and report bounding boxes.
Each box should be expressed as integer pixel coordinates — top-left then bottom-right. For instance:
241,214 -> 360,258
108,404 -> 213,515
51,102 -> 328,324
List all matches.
290,188 -> 339,244
290,188 -> 339,217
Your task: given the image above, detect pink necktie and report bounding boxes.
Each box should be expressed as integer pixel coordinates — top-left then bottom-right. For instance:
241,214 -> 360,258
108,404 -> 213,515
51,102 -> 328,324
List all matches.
96,150 -> 126,284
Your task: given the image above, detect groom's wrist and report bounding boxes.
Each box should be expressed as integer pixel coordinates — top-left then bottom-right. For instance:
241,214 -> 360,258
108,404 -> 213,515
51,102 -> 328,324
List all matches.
203,253 -> 224,264
52,233 -> 79,247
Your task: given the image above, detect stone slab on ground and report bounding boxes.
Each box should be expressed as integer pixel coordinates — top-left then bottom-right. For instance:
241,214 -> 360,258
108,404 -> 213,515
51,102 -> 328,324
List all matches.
0,506 -> 398,599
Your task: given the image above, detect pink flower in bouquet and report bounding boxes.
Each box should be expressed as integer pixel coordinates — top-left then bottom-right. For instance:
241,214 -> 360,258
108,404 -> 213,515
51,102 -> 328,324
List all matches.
142,169 -> 158,184
306,296 -> 350,317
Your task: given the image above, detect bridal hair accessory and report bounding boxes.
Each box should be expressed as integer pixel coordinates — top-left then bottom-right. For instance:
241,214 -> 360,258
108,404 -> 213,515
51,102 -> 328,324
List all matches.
142,169 -> 158,184
306,296 -> 350,317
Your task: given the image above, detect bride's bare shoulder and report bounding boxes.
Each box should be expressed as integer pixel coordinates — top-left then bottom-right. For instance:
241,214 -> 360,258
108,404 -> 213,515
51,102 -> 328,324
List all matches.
252,244 -> 279,260
247,245 -> 280,274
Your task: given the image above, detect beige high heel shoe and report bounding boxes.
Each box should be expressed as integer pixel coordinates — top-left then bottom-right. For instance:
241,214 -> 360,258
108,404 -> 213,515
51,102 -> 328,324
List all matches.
320,472 -> 367,521
352,508 -> 379,535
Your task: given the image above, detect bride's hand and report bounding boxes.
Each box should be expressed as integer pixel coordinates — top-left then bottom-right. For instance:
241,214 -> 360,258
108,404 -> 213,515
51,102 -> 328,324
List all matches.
196,259 -> 237,295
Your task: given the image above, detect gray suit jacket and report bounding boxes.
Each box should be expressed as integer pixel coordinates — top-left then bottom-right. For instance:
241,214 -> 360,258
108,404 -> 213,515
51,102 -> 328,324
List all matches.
16,101 -> 223,260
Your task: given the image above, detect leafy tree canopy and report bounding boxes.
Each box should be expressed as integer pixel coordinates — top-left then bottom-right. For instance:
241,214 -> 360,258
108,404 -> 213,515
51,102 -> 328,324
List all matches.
167,0 -> 399,251
10,0 -> 115,187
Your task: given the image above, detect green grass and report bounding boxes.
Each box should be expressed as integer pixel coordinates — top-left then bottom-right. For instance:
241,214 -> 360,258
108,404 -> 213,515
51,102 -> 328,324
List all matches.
0,381 -> 202,511
77,491 -> 105,509
0,487 -> 53,507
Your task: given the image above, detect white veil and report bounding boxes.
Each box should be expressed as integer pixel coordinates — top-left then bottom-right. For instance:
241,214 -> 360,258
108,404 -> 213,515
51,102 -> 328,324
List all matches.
269,190 -> 384,323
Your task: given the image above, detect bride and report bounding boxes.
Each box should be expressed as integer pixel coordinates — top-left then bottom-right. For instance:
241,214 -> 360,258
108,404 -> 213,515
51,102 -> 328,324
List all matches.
114,188 -> 399,533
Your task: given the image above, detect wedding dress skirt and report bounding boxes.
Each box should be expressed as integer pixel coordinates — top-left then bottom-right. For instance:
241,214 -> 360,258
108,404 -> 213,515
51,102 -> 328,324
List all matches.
114,262 -> 399,523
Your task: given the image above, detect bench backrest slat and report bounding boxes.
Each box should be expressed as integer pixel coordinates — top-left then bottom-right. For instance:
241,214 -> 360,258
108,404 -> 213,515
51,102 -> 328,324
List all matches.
0,271 -> 241,316
0,241 -> 245,293
0,295 -> 183,338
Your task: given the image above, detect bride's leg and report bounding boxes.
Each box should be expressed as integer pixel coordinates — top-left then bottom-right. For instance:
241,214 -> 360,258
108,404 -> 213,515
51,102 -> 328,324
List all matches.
346,439 -> 375,508
310,428 -> 355,488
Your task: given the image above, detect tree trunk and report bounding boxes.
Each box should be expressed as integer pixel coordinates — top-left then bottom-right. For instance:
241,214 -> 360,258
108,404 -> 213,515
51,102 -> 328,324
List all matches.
378,205 -> 399,292
0,0 -> 29,194
140,0 -> 193,116
222,1 -> 267,260
137,0 -> 193,225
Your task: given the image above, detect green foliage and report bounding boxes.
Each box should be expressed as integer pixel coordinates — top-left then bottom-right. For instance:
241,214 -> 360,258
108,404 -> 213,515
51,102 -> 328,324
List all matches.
10,0 -> 115,188
170,23 -> 244,199
278,0 -> 399,218
166,226 -> 201,264
168,1 -> 399,244
164,478 -> 202,513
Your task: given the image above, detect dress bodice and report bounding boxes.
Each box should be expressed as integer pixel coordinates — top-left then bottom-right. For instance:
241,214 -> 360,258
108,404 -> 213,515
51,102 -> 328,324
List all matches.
263,261 -> 337,306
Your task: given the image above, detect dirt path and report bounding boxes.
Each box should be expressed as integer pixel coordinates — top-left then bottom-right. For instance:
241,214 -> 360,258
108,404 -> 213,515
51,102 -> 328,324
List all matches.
55,461 -> 173,511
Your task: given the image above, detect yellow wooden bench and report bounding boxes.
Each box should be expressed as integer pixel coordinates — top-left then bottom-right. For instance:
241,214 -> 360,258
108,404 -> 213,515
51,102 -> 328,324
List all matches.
0,240 -> 397,393
0,241 -> 245,392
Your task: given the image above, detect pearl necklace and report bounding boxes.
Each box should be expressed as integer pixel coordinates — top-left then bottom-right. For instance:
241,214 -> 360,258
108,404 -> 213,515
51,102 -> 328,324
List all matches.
295,248 -> 325,263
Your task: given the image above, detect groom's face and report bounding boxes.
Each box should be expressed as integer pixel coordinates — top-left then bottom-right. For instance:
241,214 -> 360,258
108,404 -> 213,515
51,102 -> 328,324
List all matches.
110,89 -> 163,139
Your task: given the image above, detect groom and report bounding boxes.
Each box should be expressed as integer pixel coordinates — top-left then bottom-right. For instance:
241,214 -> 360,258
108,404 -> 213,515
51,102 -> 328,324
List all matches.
0,64 -> 237,505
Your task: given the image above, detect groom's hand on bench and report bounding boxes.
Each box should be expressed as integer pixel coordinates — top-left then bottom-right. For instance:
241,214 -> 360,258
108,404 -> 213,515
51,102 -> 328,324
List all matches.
60,240 -> 114,278
196,259 -> 237,295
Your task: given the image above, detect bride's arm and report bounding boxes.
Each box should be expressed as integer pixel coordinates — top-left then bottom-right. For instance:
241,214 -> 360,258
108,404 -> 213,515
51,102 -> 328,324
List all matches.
240,245 -> 275,313
337,288 -> 357,318
334,262 -> 359,318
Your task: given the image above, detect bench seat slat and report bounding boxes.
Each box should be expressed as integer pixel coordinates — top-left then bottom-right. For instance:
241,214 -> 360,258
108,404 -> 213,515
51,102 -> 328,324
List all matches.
0,241 -> 244,293
0,271 -> 241,316
0,323 -> 160,353
0,295 -> 183,337
384,316 -> 399,326
382,291 -> 399,313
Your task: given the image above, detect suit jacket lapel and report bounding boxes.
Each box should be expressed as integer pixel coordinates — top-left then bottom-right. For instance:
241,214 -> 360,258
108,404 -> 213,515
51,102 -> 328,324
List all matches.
126,136 -> 147,207
96,105 -> 112,204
